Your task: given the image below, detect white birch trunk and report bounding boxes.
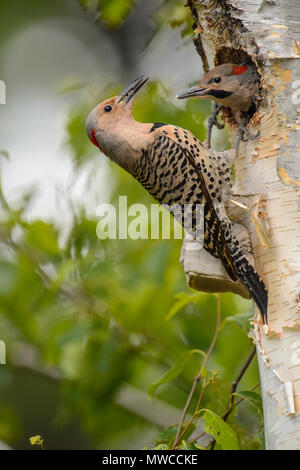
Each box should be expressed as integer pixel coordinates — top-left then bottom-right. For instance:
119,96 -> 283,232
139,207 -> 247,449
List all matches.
185,0 -> 300,450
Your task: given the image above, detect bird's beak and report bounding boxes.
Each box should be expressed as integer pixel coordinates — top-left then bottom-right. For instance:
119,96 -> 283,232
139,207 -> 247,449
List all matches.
176,86 -> 209,99
117,75 -> 149,107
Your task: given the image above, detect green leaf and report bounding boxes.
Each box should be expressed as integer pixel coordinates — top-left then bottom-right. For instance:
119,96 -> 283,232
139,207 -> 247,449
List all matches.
181,441 -> 206,450
155,424 -> 177,447
153,443 -> 169,450
25,221 -> 60,257
166,292 -> 204,320
148,349 -> 205,397
100,0 -> 134,28
0,150 -> 9,160
66,105 -> 95,164
221,311 -> 252,333
0,261 -> 18,296
200,409 -> 239,450
233,390 -> 263,416
29,435 -> 44,449
59,78 -> 88,95
156,423 -> 195,448
78,0 -> 135,28
257,429 -> 265,449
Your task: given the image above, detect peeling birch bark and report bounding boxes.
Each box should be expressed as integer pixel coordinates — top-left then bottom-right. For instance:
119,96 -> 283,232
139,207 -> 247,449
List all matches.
185,0 -> 300,449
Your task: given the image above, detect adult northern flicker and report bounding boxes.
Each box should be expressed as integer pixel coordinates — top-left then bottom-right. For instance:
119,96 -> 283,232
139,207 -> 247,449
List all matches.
177,62 -> 260,155
86,76 -> 268,323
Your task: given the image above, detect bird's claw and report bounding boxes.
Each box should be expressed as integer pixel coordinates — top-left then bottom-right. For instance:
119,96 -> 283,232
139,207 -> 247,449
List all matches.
240,127 -> 260,142
235,118 -> 260,156
214,119 -> 225,130
205,103 -> 224,148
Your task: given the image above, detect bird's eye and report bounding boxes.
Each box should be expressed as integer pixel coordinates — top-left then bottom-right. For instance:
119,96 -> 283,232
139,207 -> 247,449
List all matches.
214,77 -> 221,84
104,105 -> 113,112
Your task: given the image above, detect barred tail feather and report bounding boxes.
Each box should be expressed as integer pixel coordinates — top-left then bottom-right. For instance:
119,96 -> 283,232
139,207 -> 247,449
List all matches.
234,258 -> 268,324
218,226 -> 268,324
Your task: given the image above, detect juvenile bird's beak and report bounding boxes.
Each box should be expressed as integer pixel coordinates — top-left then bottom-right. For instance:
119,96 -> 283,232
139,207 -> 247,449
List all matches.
176,86 -> 208,99
117,75 -> 149,107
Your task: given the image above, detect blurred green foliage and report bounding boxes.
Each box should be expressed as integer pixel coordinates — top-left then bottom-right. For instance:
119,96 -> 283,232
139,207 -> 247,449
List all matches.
77,0 -> 193,34
78,0 -> 135,28
0,0 -> 263,450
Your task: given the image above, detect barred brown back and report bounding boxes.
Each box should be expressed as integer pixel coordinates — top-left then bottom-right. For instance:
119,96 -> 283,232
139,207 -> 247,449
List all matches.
133,131 -> 237,281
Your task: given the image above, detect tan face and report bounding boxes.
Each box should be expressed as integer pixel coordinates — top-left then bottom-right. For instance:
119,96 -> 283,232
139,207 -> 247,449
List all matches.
85,76 -> 151,173
86,96 -> 133,155
86,75 -> 149,158
176,63 -> 255,110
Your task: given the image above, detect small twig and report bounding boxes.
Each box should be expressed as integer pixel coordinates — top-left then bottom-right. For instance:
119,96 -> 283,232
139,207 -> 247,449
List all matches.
223,381 -> 260,421
173,376 -> 201,447
172,294 -> 222,449
209,347 -> 257,450
173,384 -> 205,448
225,345 -> 256,418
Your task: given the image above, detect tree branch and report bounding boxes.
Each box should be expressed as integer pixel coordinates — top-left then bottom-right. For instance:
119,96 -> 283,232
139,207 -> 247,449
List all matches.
172,293 -> 221,449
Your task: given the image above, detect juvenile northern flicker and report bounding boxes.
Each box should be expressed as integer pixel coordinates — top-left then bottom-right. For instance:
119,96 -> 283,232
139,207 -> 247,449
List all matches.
177,62 -> 260,155
86,76 -> 268,323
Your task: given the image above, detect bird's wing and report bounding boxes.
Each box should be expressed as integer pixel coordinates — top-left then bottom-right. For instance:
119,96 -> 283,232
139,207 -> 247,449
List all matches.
146,127 -> 268,322
142,127 -> 238,281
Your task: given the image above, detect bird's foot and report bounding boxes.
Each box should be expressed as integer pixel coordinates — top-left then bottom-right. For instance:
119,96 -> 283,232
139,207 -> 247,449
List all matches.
235,120 -> 260,157
214,118 -> 225,130
205,103 -> 224,148
240,126 -> 260,142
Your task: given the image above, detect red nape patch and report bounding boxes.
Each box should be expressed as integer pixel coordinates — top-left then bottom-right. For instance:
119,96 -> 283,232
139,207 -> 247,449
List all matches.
232,65 -> 247,75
